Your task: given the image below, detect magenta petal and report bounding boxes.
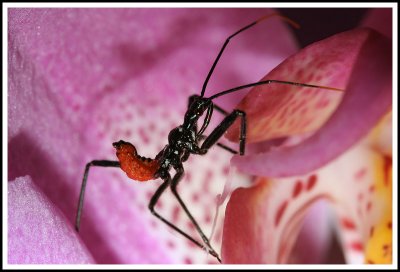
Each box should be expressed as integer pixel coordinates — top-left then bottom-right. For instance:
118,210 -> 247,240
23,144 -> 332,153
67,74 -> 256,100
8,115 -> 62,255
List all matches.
232,28 -> 392,177
8,176 -> 94,264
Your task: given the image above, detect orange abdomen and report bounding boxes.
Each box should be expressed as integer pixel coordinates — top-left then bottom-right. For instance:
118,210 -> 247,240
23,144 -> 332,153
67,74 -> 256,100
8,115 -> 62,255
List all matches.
113,141 -> 160,182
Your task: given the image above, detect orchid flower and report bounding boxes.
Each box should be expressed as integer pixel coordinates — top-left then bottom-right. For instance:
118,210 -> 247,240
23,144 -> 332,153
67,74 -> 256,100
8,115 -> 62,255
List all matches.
7,8 -> 393,265
222,10 -> 393,264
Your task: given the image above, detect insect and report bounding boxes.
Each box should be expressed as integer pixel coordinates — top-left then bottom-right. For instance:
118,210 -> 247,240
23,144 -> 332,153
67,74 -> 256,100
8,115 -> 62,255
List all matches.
75,13 -> 341,263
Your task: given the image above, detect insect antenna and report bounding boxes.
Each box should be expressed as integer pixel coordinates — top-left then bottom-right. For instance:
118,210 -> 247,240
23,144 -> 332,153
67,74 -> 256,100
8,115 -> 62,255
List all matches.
208,79 -> 343,100
200,13 -> 300,98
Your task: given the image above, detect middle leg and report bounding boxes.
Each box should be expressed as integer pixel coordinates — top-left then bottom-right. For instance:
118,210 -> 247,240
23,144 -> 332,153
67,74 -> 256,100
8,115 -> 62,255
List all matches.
170,166 -> 221,262
201,109 -> 246,155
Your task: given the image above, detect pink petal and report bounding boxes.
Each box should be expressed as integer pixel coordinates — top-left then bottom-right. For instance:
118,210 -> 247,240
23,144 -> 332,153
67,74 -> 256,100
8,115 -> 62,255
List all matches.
222,140 -> 390,263
8,176 -> 94,264
361,8 -> 392,38
231,28 -> 392,177
8,9 -> 298,263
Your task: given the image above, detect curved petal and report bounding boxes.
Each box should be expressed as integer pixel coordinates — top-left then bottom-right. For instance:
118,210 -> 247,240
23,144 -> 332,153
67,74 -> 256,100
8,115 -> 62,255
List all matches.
231,28 -> 392,177
8,176 -> 94,264
222,131 -> 392,264
361,8 -> 392,38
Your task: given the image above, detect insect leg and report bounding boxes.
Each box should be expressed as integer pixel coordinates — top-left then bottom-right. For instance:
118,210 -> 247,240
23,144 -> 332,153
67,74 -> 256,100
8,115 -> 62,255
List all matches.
199,102 -> 238,154
201,110 -> 246,155
170,166 -> 221,262
198,134 -> 237,155
148,174 -> 221,262
75,160 -> 120,231
213,103 -> 229,116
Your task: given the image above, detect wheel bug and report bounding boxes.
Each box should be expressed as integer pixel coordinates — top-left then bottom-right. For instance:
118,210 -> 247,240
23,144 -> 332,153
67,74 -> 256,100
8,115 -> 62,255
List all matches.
75,13 -> 342,263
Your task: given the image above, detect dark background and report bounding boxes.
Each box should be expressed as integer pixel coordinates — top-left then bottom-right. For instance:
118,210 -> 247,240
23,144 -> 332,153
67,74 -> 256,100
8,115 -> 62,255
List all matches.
279,8 -> 368,47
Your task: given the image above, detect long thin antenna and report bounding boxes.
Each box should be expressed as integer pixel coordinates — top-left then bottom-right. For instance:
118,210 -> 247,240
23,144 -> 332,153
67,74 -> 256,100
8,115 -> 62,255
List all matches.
200,13 -> 300,98
208,79 -> 343,100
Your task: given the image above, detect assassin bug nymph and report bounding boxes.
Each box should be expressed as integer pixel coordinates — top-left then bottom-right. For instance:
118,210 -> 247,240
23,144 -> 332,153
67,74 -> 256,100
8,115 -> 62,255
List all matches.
75,13 -> 342,262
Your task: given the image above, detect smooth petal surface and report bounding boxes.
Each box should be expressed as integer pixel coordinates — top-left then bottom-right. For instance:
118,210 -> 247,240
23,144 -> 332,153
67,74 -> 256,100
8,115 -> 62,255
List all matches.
231,28 -> 392,177
8,176 -> 94,264
8,9 -> 298,264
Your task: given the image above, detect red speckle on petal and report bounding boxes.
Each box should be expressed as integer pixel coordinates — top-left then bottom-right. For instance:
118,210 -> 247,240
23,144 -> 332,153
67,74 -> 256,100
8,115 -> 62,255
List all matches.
315,97 -> 330,109
367,259 -> 375,264
387,221 -> 392,229
222,166 -> 230,175
172,205 -> 180,222
341,217 -> 357,230
369,185 -> 375,193
366,201 -> 372,212
184,257 -> 193,264
167,240 -> 176,249
370,227 -> 375,237
204,213 -> 212,224
306,174 -> 317,191
383,156 -> 392,186
354,167 -> 367,181
191,192 -> 200,203
138,127 -> 150,144
292,181 -> 303,198
350,241 -> 364,252
125,129 -> 132,138
275,200 -> 288,227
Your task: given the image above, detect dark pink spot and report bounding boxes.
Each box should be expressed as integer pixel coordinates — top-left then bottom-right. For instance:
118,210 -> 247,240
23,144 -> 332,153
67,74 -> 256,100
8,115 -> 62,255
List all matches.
138,107 -> 145,117
167,240 -> 176,249
172,205 -> 180,222
126,112 -> 133,120
302,118 -> 314,128
222,166 -> 230,176
204,213 -> 212,224
146,190 -> 153,200
366,201 -> 372,212
191,192 -> 200,203
184,257 -> 193,264
148,122 -> 156,132
185,172 -> 192,183
306,175 -> 317,191
138,127 -> 150,144
186,221 -> 196,233
150,220 -> 158,230
125,129 -> 132,138
292,181 -> 303,198
300,107 -> 308,115
296,69 -> 304,78
357,192 -> 364,201
350,241 -> 364,252
369,185 -> 375,193
275,200 -> 288,226
315,98 -> 330,109
341,217 -> 356,230
354,168 -> 367,181
73,103 -> 80,112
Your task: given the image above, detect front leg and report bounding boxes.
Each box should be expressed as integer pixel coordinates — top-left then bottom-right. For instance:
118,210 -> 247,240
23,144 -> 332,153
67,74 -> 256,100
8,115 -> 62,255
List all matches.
75,160 -> 120,231
200,109 -> 246,155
